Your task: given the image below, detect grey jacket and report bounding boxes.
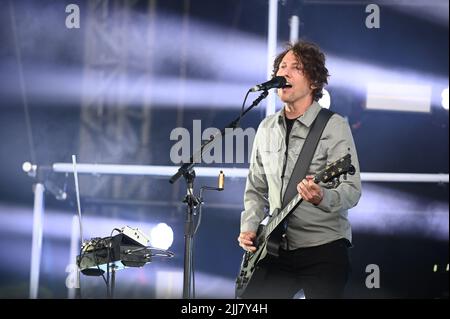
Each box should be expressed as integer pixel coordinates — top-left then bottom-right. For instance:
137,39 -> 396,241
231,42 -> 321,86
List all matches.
240,101 -> 362,249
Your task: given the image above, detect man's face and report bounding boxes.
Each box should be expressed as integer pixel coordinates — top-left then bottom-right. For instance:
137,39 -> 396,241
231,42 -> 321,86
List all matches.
275,50 -> 314,105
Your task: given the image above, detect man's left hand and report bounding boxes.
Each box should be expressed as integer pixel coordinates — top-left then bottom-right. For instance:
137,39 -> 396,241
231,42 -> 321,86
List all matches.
297,175 -> 323,205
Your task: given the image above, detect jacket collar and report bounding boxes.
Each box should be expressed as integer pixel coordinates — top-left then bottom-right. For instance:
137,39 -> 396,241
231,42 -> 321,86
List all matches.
276,101 -> 323,128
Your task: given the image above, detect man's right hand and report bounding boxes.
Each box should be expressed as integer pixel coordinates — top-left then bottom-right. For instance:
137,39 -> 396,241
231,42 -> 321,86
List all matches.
237,231 -> 257,252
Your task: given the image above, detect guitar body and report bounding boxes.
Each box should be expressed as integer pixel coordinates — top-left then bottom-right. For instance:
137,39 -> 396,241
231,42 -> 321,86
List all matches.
235,212 -> 287,298
235,230 -> 269,298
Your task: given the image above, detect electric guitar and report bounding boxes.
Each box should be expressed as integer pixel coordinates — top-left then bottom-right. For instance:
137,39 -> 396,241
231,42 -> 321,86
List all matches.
235,153 -> 355,298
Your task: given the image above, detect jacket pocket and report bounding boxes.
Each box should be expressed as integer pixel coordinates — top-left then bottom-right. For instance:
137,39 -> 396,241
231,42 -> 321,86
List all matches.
259,139 -> 283,177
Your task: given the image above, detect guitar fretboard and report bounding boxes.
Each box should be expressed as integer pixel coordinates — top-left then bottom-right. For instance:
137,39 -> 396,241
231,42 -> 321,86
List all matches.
264,194 -> 303,239
258,153 -> 352,242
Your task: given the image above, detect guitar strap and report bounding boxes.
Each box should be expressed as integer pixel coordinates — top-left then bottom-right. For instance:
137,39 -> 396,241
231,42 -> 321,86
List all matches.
282,107 -> 334,209
260,107 -> 334,257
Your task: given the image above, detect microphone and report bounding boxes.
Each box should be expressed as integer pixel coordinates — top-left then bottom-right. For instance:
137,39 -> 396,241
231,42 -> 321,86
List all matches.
218,171 -> 225,191
250,76 -> 290,92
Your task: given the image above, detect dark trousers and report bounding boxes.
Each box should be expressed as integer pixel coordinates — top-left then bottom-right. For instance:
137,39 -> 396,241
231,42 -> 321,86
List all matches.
242,238 -> 351,299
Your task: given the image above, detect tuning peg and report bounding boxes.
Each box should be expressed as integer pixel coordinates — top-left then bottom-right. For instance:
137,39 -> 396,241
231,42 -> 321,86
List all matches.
348,165 -> 356,175
326,177 -> 341,188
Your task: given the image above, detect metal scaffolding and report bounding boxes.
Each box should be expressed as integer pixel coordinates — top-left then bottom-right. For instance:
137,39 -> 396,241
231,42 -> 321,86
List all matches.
78,0 -> 156,207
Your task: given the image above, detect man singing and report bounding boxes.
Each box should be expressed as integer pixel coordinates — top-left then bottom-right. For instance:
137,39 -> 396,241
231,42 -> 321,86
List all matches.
237,41 -> 362,299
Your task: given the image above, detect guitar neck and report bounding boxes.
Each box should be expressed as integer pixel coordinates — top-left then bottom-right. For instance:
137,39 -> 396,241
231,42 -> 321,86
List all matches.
255,154 -> 353,244
264,194 -> 304,239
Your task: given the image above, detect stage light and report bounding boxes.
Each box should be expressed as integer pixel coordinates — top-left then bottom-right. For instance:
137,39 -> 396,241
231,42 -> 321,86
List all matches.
150,223 -> 174,250
326,56 -> 447,111
318,89 -> 330,109
22,161 -> 37,177
22,162 -> 32,172
366,82 -> 432,113
441,87 -> 449,110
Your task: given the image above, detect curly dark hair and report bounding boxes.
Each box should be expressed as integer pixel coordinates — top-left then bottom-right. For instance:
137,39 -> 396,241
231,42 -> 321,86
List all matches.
272,41 -> 329,101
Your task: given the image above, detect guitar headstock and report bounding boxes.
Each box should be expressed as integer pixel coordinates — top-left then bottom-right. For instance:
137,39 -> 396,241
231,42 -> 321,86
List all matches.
313,154 -> 355,185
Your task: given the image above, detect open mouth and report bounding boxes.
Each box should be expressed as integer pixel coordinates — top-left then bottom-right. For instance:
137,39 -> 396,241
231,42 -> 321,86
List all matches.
282,81 -> 292,90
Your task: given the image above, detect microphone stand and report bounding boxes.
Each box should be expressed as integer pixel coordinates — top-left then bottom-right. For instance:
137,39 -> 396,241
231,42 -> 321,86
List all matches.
169,90 -> 269,299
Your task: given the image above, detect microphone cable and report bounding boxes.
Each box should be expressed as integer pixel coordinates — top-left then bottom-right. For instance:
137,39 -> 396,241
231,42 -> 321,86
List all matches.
236,89 -> 251,128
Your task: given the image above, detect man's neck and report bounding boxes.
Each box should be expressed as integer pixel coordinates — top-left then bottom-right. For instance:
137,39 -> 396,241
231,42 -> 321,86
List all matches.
284,97 -> 314,119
